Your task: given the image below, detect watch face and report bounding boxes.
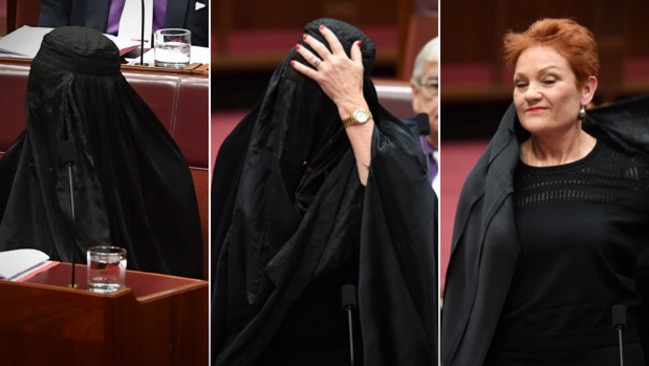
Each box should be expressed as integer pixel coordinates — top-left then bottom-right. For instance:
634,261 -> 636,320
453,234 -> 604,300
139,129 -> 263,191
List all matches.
354,109 -> 370,123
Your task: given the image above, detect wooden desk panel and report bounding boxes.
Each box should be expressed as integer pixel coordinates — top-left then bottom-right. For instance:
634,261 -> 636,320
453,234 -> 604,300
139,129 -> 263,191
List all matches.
0,263 -> 208,365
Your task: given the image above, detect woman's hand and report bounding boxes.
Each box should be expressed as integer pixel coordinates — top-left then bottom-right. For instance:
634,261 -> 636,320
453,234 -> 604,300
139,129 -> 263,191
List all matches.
291,24 -> 374,186
291,25 -> 366,115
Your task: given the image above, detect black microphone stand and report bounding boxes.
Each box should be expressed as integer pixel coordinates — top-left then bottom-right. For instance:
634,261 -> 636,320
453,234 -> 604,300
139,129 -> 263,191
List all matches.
61,140 -> 77,288
612,304 -> 627,366
139,0 -> 145,65
341,284 -> 357,366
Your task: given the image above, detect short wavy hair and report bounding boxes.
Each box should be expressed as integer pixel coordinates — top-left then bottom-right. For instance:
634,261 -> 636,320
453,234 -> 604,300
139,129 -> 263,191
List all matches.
503,18 -> 599,85
411,37 -> 439,82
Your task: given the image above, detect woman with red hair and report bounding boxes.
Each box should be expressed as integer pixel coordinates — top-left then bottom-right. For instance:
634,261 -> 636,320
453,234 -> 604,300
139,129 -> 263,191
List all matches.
443,18 -> 649,365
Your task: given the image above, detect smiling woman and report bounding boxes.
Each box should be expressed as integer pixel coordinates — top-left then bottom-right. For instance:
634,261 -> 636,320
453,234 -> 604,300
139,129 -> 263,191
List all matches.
504,19 -> 599,167
442,18 -> 649,366
513,44 -> 598,167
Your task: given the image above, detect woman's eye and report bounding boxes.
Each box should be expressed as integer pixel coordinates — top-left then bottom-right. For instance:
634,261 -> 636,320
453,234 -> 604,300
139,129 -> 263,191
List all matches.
515,82 -> 528,88
543,79 -> 556,85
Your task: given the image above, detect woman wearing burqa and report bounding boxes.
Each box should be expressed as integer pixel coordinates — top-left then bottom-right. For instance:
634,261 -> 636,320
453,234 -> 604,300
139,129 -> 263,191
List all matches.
212,19 -> 437,365
0,26 -> 203,279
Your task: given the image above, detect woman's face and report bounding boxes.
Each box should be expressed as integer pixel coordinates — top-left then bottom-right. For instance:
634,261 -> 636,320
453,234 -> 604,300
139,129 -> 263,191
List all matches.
513,45 -> 596,137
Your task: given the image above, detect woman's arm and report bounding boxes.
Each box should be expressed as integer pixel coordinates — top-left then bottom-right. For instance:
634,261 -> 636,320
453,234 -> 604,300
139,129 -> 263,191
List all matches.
290,24 -> 373,186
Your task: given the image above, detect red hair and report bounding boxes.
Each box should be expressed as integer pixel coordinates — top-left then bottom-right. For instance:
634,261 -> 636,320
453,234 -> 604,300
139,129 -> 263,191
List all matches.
503,18 -> 599,85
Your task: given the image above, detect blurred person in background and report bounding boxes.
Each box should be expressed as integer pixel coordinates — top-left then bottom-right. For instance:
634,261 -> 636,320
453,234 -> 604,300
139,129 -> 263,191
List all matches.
38,0 -> 208,47
404,37 -> 439,195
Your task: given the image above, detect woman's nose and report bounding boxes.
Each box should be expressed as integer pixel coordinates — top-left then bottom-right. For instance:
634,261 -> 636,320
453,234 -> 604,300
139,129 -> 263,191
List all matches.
524,82 -> 542,99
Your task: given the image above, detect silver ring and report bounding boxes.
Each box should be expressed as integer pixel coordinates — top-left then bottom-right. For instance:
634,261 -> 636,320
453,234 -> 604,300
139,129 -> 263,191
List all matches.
313,58 -> 321,66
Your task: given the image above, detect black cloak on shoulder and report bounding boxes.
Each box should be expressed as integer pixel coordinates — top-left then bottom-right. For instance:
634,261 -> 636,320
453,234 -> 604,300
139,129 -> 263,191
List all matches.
0,26 -> 203,279
442,94 -> 649,366
212,18 -> 438,366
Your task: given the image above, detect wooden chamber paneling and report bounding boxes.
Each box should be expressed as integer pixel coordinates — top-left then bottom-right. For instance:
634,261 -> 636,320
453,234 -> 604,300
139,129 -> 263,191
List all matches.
227,0 -> 398,29
441,0 -> 648,63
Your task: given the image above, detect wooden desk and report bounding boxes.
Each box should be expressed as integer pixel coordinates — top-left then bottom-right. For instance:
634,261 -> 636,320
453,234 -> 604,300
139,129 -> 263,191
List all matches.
0,263 -> 208,365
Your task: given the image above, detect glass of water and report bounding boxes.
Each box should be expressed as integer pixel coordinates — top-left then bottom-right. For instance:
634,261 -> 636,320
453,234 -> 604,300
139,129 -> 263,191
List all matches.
87,246 -> 127,294
154,28 -> 191,68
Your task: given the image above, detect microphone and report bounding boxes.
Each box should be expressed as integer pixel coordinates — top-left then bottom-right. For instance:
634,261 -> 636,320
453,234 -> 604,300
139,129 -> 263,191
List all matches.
416,112 -> 430,136
612,304 -> 627,366
415,113 -> 433,167
61,140 -> 78,288
139,0 -> 145,65
341,284 -> 357,366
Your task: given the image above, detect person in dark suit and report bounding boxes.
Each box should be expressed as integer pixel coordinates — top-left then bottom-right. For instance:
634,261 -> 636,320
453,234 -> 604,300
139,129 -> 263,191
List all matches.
37,0 -> 208,47
403,37 -> 439,195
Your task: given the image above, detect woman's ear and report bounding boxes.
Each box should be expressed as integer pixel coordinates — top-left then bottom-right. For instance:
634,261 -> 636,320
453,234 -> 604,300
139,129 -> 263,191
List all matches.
581,75 -> 598,106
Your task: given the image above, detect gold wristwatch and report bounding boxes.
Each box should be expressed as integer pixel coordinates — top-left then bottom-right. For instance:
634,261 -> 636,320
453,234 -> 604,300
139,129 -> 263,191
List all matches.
342,108 -> 373,128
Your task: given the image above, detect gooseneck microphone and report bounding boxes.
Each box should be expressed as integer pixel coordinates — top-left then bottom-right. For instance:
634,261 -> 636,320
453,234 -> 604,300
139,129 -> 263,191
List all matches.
415,112 -> 430,137
341,284 -> 357,366
61,140 -> 77,288
612,304 -> 627,366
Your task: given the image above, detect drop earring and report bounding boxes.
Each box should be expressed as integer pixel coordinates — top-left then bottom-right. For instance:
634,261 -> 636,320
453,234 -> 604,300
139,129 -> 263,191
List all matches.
578,106 -> 586,121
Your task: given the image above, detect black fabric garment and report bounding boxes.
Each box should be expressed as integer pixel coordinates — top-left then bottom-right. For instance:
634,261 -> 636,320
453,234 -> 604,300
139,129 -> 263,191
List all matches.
486,141 -> 649,365
442,93 -> 649,366
0,26 -> 203,279
211,18 -> 437,366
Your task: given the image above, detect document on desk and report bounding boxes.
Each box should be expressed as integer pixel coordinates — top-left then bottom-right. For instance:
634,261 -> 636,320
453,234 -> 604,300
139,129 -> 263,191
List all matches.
0,25 -> 142,59
0,248 -> 59,282
0,25 -> 53,58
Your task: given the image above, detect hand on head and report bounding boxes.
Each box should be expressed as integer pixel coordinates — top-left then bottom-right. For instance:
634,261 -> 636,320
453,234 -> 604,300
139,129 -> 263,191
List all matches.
291,25 -> 367,114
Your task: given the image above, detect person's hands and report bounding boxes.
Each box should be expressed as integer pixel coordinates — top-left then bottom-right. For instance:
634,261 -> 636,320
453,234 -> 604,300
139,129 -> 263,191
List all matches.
291,24 -> 367,117
290,24 -> 374,186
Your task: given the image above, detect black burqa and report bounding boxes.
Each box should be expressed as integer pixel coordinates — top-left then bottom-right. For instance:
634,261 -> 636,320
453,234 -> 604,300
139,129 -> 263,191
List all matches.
0,26 -> 202,279
211,18 -> 438,366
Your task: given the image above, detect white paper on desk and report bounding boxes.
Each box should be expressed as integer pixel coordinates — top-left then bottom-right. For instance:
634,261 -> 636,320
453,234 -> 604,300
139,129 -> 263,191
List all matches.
190,46 -> 210,65
124,45 -> 210,66
0,26 -> 144,59
0,25 -> 53,58
0,248 -> 50,280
